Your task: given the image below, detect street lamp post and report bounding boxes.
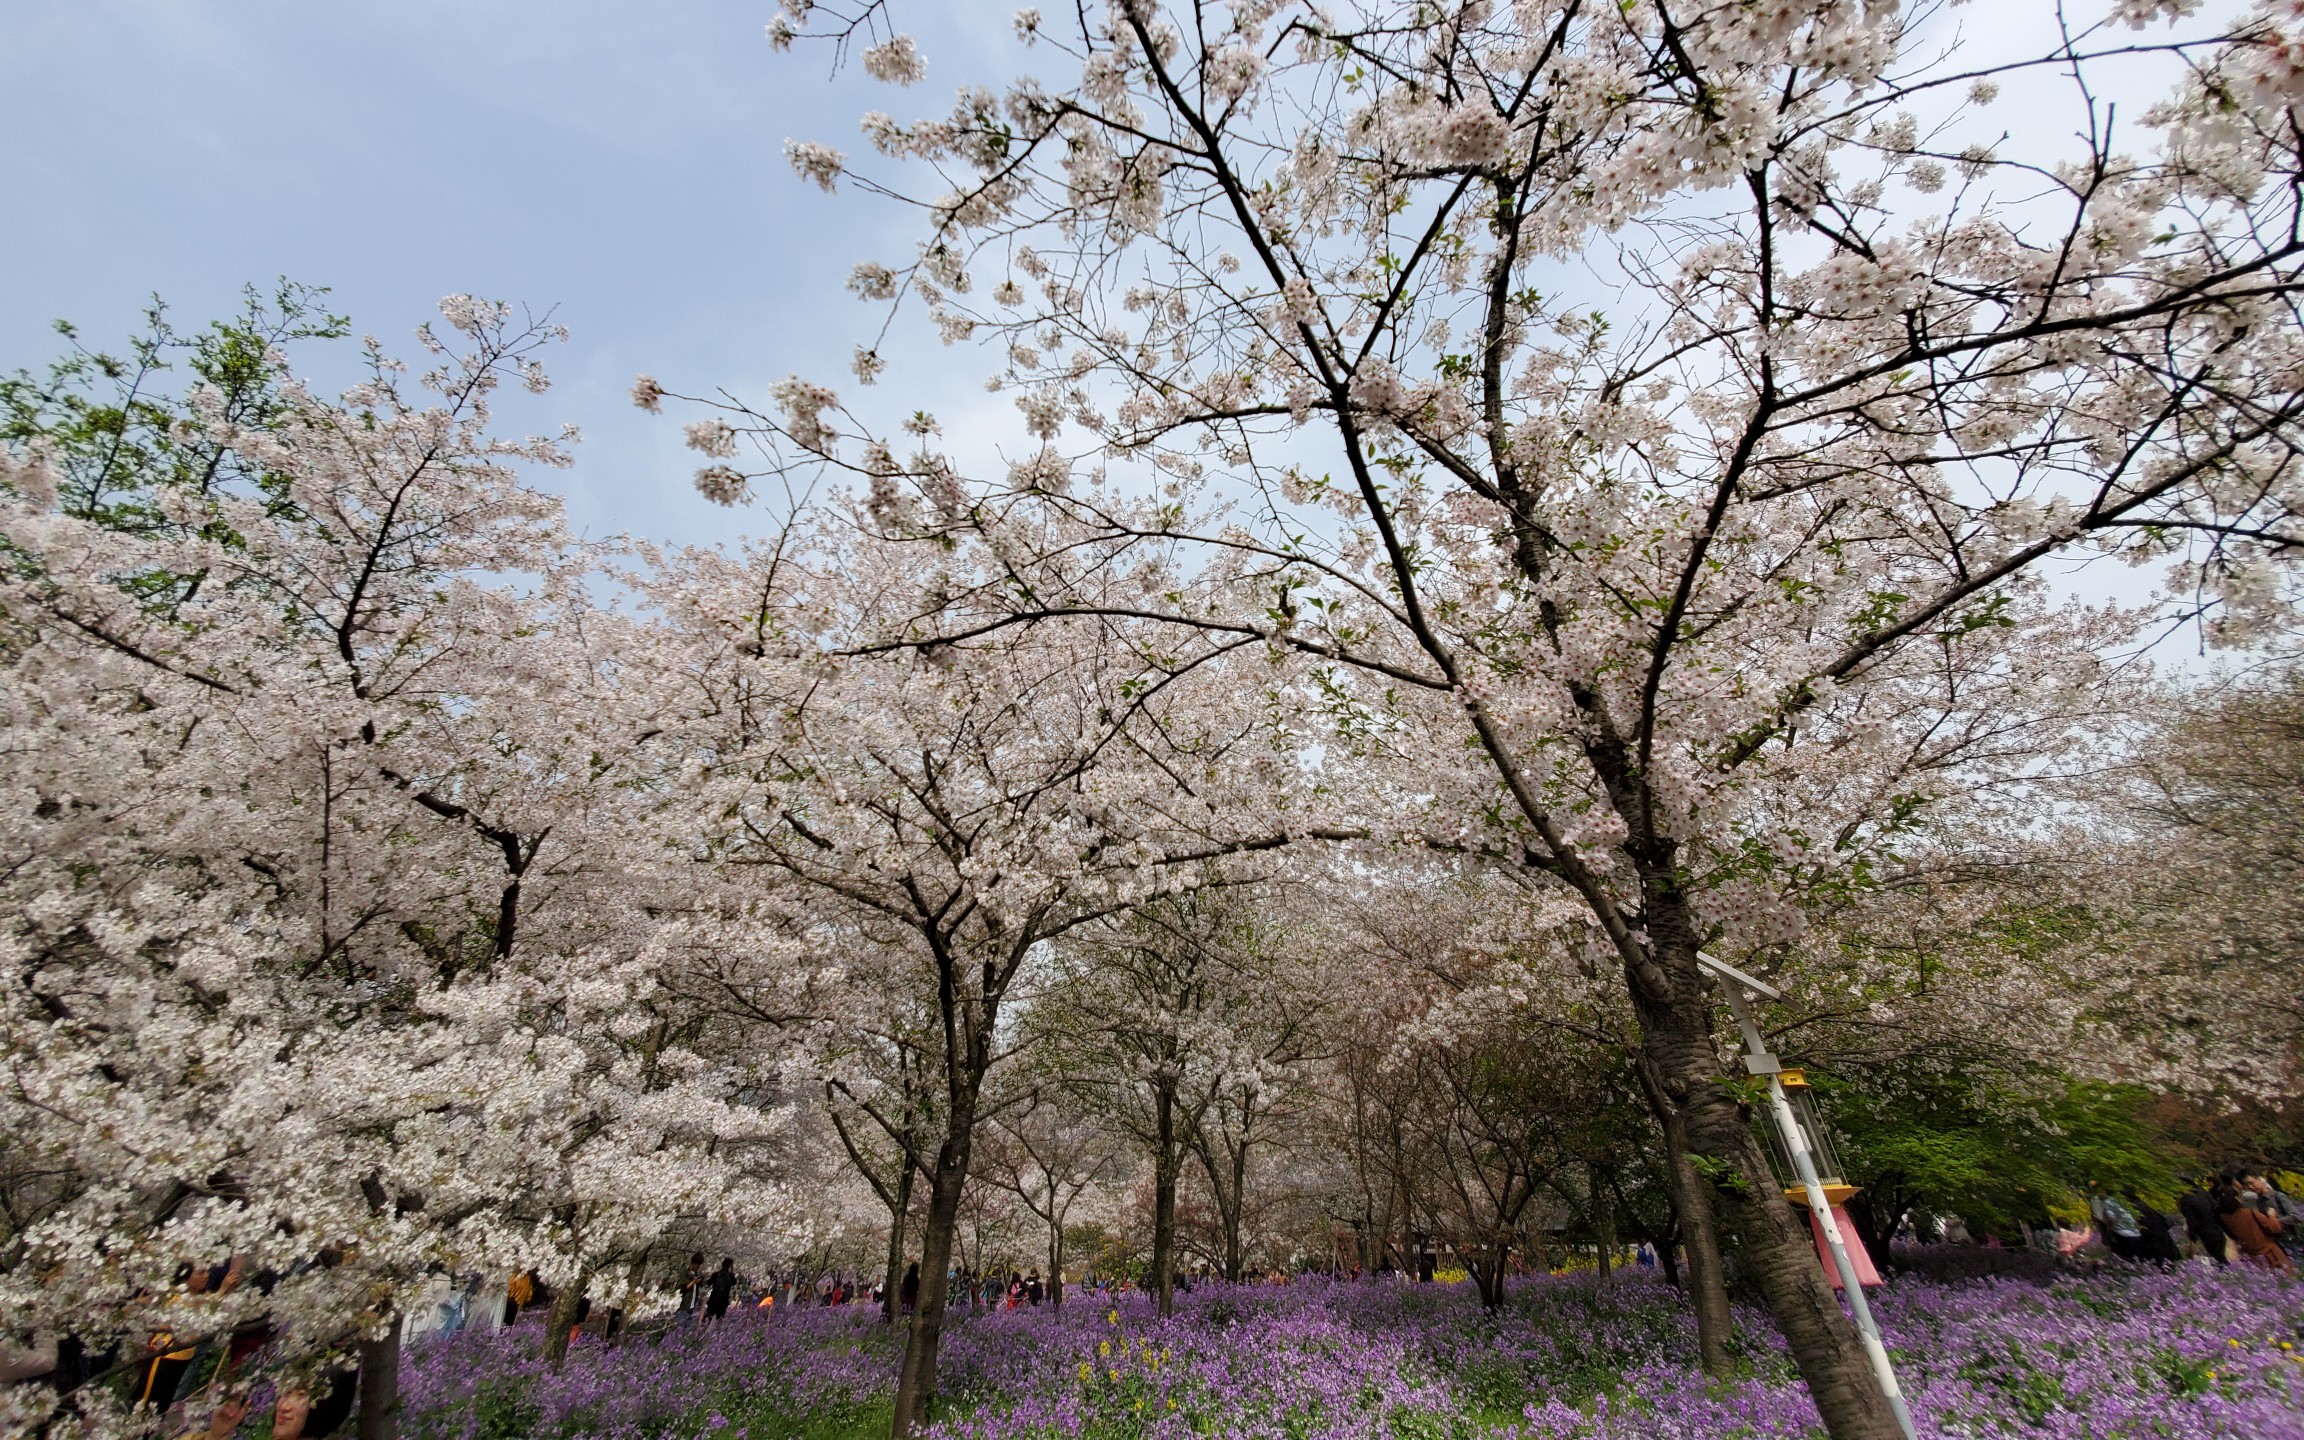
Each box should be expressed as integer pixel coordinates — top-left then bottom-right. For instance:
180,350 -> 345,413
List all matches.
1696,952 -> 1918,1440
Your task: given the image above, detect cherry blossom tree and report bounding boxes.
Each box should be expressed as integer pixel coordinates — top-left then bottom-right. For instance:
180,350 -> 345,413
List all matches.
815,954 -> 942,1326
978,1087 -> 1122,1311
1031,895 -> 1238,1316
2101,665 -> 2304,1092
729,5 -> 2304,1433
1329,869 -> 1639,1308
1175,899 -> 1322,1284
636,512 -> 1336,1434
0,299 -> 804,1436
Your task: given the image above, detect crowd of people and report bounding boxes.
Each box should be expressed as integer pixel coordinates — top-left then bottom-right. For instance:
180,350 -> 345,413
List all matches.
8,1170 -> 2296,1436
2,1253 -> 371,1439
651,1255 -> 1075,1323
2063,1170 -> 2298,1274
2166,1170 -> 2300,1274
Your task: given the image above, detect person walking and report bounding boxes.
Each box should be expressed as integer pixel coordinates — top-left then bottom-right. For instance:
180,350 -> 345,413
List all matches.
2256,1172 -> 2304,1223
706,1258 -> 738,1322
469,1273 -> 507,1333
2135,1202 -> 2182,1266
436,1274 -> 471,1338
679,1252 -> 706,1324
406,1270 -> 452,1344
2178,1182 -> 2230,1265
140,1259 -> 233,1415
2218,1182 -> 2293,1274
2089,1191 -> 2144,1261
900,1261 -> 920,1314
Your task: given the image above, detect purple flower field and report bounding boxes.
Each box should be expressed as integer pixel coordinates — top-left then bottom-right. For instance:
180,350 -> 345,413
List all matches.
402,1267 -> 2304,1440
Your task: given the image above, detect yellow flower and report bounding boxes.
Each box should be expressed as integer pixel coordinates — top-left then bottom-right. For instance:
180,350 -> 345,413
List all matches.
1109,1369 -> 1120,1382
1167,1398 -> 1177,1411
1108,1310 -> 1120,1325
1099,1340 -> 1111,1358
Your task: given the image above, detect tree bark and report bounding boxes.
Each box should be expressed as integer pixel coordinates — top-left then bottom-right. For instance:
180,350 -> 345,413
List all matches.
890,913 -> 1029,1436
893,1143 -> 970,1437
881,1157 -> 915,1326
1224,1139 -> 1248,1282
1657,1214 -> 1684,1291
1474,1234 -> 1508,1309
1192,1115 -> 1253,1283
1590,1164 -> 1615,1282
1149,1085 -> 1180,1317
1634,922 -> 1900,1440
1657,1091 -> 1736,1376
355,1317 -> 401,1440
541,1269 -> 589,1374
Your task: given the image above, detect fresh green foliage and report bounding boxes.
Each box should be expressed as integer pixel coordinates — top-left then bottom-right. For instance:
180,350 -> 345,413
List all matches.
0,280 -> 345,607
1831,1069 -> 2184,1233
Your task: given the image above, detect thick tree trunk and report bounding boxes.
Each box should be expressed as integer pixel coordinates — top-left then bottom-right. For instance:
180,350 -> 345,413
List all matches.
355,1317 -> 401,1440
1639,1048 -> 1736,1374
1146,1081 -> 1184,1316
1657,1215 -> 1684,1291
542,1270 -> 589,1374
881,1159 -> 914,1326
893,1149 -> 969,1437
1634,923 -> 1900,1440
1150,1116 -> 1179,1316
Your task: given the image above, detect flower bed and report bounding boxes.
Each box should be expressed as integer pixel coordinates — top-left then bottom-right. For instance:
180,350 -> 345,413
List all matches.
402,1267 -> 2304,1440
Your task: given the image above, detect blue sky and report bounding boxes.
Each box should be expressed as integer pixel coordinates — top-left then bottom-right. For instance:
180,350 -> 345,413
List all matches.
0,0 -> 2238,650
1,1 -> 1022,548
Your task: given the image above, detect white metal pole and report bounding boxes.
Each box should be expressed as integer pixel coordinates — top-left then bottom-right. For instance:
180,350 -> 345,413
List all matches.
1717,980 -> 1919,1440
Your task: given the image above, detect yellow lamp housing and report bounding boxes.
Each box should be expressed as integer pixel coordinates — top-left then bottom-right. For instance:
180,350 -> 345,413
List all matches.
1759,1069 -> 1851,1195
